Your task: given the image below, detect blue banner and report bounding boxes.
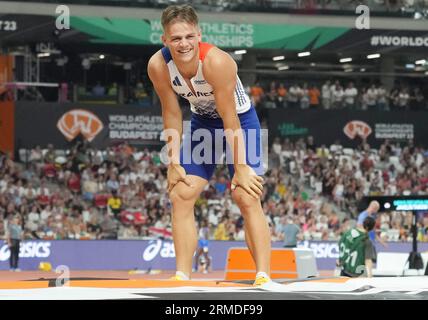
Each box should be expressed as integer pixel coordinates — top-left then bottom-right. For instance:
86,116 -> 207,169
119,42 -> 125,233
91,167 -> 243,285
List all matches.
1,240 -> 427,271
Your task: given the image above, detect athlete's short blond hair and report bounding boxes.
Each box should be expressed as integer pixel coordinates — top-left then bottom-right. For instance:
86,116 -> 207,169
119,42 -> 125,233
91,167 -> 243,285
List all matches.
161,4 -> 199,29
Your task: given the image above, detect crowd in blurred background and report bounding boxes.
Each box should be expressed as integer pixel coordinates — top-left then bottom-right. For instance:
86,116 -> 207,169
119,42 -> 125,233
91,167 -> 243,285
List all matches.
1,134 -> 427,243
249,80 -> 428,112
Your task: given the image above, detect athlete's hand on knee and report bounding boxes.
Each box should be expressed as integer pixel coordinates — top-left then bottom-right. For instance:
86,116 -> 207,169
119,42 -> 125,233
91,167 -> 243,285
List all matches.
231,165 -> 264,199
167,164 -> 193,192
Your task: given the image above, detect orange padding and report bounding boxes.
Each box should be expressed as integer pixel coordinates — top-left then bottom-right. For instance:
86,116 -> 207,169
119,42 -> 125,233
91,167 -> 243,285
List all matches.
0,281 -> 50,289
0,279 -> 250,290
225,248 -> 298,280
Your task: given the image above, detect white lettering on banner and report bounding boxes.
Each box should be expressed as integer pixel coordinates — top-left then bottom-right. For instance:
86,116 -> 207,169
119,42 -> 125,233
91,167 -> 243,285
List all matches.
298,241 -> 339,259
375,123 -> 414,140
0,242 -> 51,261
0,20 -> 18,31
143,240 -> 162,261
108,114 -> 163,141
149,20 -> 254,47
160,242 -> 175,258
142,240 -> 176,262
371,36 -> 428,47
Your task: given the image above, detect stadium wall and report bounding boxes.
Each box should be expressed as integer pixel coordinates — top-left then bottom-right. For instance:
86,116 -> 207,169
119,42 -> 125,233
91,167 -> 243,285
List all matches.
14,102 -> 428,151
0,240 -> 426,271
0,101 -> 15,157
267,108 -> 428,148
14,102 -> 163,150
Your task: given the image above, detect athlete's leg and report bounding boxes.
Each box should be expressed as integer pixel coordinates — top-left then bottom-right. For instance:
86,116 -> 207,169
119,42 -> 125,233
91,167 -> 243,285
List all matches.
169,175 -> 208,279
194,247 -> 203,272
244,222 -> 256,262
232,187 -> 271,276
228,107 -> 271,276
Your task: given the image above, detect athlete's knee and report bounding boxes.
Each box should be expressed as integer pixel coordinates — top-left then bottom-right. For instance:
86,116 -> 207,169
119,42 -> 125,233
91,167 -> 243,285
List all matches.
232,188 -> 261,212
169,184 -> 199,205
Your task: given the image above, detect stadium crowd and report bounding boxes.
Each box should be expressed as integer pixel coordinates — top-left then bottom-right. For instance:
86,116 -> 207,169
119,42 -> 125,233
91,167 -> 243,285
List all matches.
249,80 -> 428,112
0,136 -> 427,243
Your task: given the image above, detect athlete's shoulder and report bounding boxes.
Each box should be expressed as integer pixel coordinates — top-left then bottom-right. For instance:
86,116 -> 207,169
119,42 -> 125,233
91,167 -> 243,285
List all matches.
147,49 -> 169,82
202,43 -> 231,62
202,44 -> 237,76
148,50 -> 166,69
199,42 -> 215,60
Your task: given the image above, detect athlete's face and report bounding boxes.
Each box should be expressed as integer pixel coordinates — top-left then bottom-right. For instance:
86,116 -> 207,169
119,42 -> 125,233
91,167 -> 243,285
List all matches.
162,21 -> 201,64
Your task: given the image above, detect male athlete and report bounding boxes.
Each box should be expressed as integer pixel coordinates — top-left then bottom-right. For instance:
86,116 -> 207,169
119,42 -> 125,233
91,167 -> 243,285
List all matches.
338,216 -> 376,277
147,4 -> 272,286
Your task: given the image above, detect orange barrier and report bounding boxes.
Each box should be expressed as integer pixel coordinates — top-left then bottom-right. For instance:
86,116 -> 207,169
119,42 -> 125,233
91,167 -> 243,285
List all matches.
224,248 -> 299,280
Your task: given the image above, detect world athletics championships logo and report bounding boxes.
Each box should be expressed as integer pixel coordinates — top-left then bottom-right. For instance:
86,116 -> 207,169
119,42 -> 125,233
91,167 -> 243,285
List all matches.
343,120 -> 372,140
57,109 -> 104,142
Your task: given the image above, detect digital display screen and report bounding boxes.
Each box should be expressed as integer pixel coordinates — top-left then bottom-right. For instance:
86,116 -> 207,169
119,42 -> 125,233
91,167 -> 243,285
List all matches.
364,196 -> 428,212
392,199 -> 428,211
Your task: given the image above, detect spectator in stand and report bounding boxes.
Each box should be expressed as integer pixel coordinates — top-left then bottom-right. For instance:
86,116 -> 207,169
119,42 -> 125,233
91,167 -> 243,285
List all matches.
107,189 -> 122,219
389,86 -> 400,111
43,144 -> 56,164
87,212 -> 102,239
265,82 -> 278,109
277,83 -> 287,108
360,87 -> 369,110
250,81 -> 264,107
29,146 -> 43,166
287,83 -> 300,108
82,171 -> 98,202
214,216 -> 230,240
108,82 -> 118,97
321,80 -> 332,109
410,87 -> 425,111
331,81 -> 344,109
308,84 -> 320,109
366,84 -> 378,110
377,85 -> 389,111
398,87 -> 410,111
67,172 -> 81,194
306,135 -> 317,152
106,173 -> 120,192
92,82 -> 105,97
300,83 -> 310,109
343,82 -> 358,110
99,210 -> 118,239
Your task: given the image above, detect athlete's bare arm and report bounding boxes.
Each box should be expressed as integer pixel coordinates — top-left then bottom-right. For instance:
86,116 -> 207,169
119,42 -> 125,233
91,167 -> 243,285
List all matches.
147,51 -> 192,191
203,48 -> 263,198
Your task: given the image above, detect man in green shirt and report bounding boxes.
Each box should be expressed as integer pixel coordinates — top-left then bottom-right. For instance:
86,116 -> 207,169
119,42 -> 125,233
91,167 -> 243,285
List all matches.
338,216 -> 376,277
